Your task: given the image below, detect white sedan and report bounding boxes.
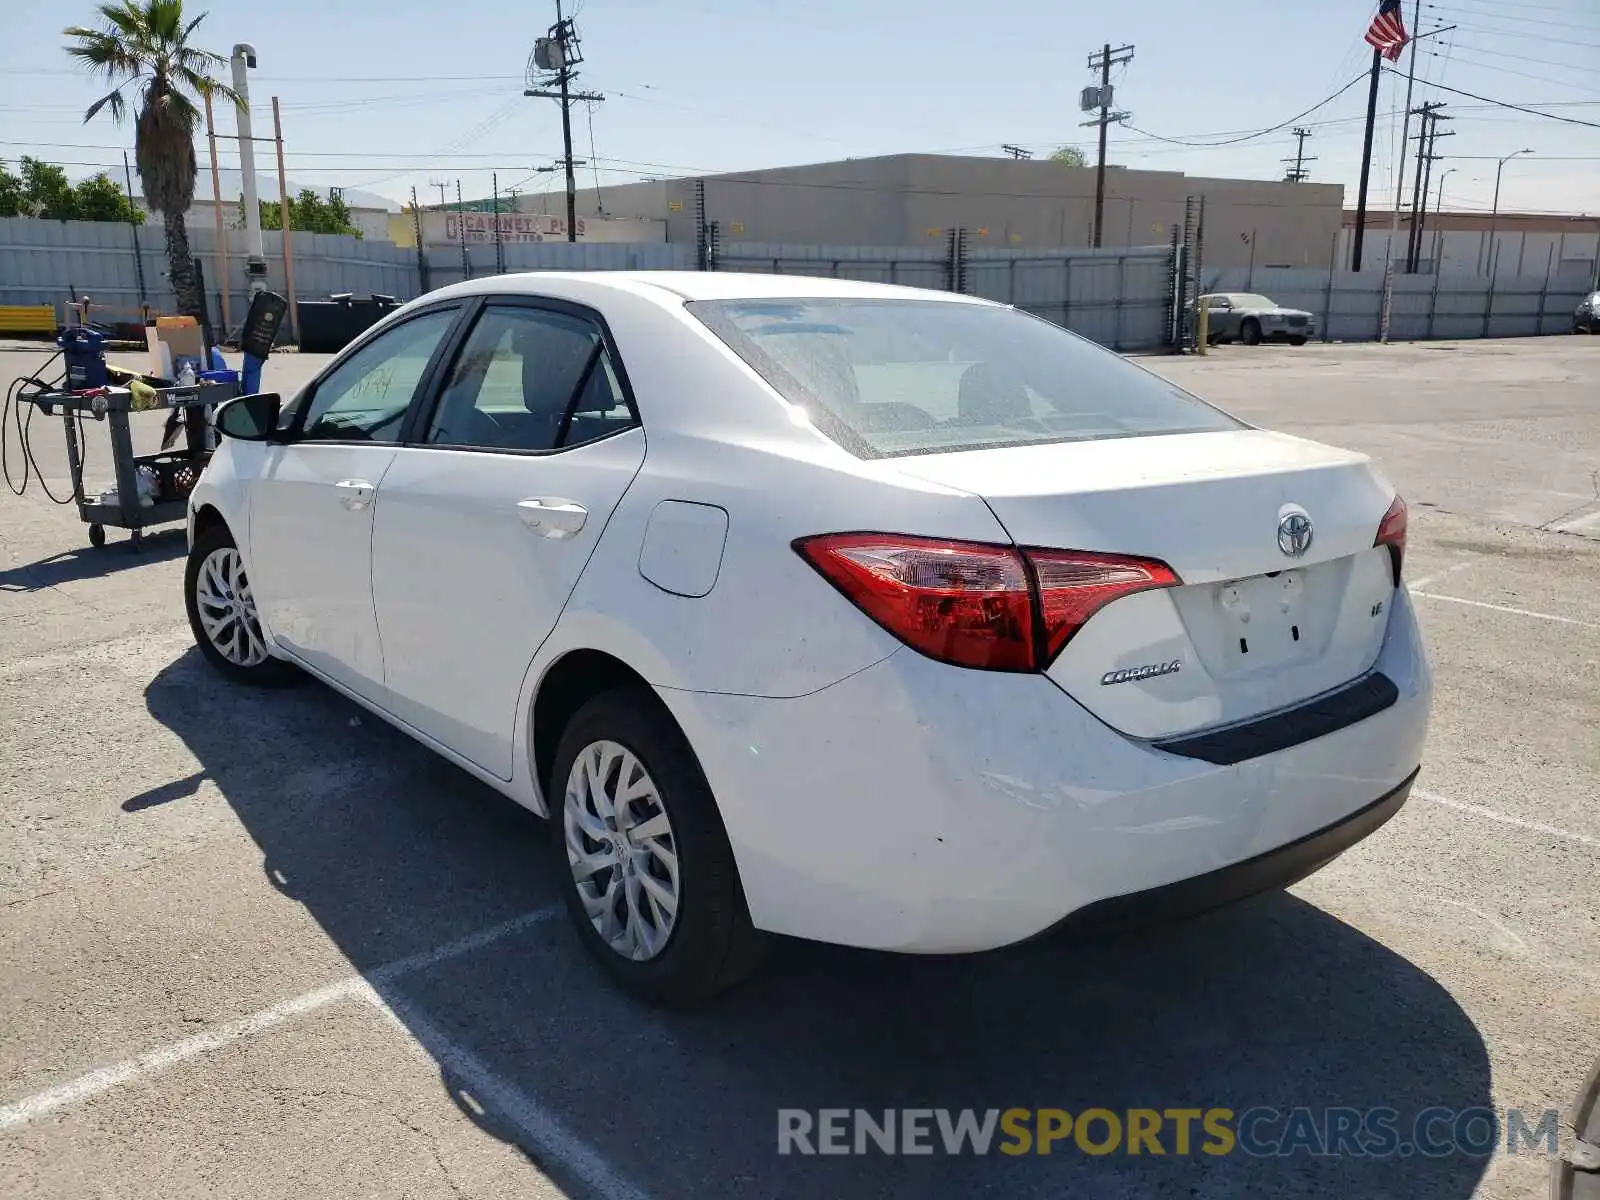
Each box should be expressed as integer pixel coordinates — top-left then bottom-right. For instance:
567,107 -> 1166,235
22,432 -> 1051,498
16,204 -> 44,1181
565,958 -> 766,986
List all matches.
186,272 -> 1431,1003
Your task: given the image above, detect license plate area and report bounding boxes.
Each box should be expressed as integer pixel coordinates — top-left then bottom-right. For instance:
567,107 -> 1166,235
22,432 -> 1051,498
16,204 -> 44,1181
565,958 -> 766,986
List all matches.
1210,569 -> 1322,676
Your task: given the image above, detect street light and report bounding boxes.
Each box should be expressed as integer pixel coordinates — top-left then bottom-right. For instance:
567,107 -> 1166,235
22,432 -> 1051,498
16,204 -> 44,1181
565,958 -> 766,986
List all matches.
1435,167 -> 1457,216
1483,148 -> 1534,277
1428,168 -> 1457,274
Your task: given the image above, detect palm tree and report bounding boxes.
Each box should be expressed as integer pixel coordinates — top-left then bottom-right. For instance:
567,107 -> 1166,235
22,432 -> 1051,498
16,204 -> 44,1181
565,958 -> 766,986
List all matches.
65,1 -> 237,319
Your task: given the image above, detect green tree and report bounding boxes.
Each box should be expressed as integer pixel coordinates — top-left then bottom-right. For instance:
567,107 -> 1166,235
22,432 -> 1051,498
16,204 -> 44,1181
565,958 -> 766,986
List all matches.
0,160 -> 27,217
74,172 -> 144,222
1049,146 -> 1088,168
0,158 -> 144,222
64,0 -> 238,319
252,187 -> 360,236
22,158 -> 77,219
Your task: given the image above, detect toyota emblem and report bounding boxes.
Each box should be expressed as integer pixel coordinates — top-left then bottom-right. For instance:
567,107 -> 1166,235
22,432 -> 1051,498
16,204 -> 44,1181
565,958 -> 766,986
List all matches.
1277,508 -> 1313,558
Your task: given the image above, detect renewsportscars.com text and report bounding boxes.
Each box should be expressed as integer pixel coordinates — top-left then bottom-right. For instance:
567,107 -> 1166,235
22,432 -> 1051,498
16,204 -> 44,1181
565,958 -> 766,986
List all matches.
777,1107 -> 1560,1158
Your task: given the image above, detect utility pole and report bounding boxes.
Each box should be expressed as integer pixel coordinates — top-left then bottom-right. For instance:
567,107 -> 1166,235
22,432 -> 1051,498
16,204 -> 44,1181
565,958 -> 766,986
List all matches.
1283,127 -> 1316,183
492,171 -> 505,275
1410,105 -> 1451,271
526,0 -> 604,243
456,179 -> 469,280
1084,43 -> 1134,249
409,185 -> 429,294
1000,144 -> 1033,160
1405,102 -> 1450,272
428,180 -> 449,210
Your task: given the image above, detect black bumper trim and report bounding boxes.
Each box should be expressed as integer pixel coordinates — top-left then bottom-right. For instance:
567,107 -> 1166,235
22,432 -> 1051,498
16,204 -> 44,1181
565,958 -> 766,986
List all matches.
1042,767 -> 1419,939
1152,671 -> 1400,766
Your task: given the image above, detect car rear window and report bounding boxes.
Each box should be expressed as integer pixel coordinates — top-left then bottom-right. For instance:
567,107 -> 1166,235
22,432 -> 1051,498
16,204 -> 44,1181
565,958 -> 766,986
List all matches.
686,298 -> 1242,459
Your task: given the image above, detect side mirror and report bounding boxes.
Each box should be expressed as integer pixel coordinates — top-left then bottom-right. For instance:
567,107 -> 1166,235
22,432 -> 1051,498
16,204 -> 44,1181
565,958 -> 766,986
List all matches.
214,392 -> 283,441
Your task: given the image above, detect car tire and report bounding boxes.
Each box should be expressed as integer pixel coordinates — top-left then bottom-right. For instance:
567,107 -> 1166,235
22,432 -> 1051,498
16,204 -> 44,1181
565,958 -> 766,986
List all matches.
1288,335 -> 1307,346
184,523 -> 299,686
550,686 -> 763,1005
1241,318 -> 1263,346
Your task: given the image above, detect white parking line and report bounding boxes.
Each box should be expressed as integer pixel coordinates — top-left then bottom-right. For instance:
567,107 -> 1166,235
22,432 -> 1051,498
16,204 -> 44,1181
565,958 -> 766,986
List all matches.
362,983 -> 650,1200
0,976 -> 366,1132
1417,789 -> 1599,849
1410,591 -> 1599,629
1408,558 -> 1483,591
0,907 -> 556,1132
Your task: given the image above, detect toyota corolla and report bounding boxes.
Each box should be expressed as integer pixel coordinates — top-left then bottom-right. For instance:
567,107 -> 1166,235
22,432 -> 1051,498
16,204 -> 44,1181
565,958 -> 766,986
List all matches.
186,272 -> 1431,1003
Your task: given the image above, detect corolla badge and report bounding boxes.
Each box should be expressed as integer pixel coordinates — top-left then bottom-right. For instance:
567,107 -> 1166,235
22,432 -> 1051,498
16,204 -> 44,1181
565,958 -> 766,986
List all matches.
1277,505 -> 1313,558
1101,660 -> 1181,686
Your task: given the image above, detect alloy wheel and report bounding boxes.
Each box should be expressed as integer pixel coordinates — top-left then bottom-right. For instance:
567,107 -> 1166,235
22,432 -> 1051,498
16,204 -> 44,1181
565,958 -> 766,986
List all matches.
194,547 -> 269,667
563,739 -> 680,962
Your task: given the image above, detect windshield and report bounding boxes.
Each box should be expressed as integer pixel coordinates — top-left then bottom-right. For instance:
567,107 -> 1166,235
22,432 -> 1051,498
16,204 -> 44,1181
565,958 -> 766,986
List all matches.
687,298 -> 1242,459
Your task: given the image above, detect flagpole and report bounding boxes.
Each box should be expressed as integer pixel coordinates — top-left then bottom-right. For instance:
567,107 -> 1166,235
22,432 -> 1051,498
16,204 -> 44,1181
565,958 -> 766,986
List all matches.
1379,0 -> 1425,343
1351,48 -> 1383,272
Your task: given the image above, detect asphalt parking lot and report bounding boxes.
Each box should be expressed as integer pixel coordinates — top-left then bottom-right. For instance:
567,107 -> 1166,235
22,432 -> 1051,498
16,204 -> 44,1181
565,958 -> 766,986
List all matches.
1,334 -> 1595,1199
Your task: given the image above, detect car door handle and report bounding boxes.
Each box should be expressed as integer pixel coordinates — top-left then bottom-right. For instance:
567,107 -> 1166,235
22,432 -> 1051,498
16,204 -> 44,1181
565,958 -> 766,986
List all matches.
334,479 -> 376,511
516,498 -> 587,539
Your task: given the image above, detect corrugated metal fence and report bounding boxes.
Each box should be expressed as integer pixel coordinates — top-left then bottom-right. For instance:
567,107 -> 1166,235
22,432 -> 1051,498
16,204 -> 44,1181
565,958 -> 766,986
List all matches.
1204,265 -> 1590,342
0,216 -> 690,334
3,215 -> 1588,350
714,241 -> 1177,351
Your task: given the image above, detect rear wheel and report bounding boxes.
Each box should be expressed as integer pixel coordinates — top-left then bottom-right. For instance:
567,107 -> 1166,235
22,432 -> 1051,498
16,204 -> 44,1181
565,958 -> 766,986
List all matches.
185,523 -> 298,686
550,687 -> 762,1004
1241,318 -> 1263,346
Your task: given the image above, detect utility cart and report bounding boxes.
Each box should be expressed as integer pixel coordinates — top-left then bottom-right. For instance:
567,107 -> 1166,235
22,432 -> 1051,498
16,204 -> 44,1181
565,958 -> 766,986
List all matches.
25,380 -> 237,551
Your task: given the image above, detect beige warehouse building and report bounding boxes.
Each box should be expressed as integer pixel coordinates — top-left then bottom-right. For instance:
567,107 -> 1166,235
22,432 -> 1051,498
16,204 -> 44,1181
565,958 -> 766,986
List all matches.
522,153 -> 1346,270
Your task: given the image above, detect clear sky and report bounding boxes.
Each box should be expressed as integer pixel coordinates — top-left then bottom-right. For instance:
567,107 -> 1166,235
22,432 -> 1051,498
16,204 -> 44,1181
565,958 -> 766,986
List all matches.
2,0 -> 1596,217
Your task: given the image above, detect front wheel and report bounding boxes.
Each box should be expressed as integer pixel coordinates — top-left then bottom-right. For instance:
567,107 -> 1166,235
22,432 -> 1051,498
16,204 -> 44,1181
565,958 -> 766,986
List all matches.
551,687 -> 762,1004
1241,318 -> 1263,346
184,524 -> 298,686
1288,335 -> 1307,346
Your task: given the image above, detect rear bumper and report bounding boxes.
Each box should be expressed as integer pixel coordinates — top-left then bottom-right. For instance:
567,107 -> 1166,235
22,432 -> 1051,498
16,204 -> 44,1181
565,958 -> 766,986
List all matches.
1044,766 -> 1416,938
658,586 -> 1431,954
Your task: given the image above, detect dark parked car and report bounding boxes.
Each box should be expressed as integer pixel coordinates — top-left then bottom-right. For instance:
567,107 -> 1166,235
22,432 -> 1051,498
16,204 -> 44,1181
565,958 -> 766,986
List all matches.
1574,292 -> 1600,333
1200,293 -> 1315,346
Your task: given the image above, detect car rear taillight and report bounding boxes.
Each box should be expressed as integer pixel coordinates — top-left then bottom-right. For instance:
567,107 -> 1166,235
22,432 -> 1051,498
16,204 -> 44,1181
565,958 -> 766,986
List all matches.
1025,549 -> 1180,661
1375,494 -> 1407,584
794,534 -> 1035,670
794,533 -> 1178,671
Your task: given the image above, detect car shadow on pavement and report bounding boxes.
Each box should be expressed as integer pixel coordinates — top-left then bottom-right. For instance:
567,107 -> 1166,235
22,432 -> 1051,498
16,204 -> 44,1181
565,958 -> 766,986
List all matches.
144,650 -> 1494,1200
0,528 -> 185,590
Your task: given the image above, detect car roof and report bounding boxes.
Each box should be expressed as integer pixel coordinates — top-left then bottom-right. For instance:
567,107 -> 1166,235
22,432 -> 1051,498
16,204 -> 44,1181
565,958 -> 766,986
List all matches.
420,270 -> 992,309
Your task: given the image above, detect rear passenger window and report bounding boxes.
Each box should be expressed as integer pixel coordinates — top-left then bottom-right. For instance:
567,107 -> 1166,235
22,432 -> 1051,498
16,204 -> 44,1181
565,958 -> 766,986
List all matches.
424,305 -> 634,452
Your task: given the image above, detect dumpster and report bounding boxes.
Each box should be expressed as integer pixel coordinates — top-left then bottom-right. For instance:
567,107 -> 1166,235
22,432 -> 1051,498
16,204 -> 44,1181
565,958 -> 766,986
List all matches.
296,293 -> 402,354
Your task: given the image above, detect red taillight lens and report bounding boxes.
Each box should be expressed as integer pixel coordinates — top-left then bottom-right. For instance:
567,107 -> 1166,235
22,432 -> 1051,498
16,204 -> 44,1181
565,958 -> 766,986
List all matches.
794,534 -> 1035,670
1375,494 -> 1407,583
1026,549 -> 1180,661
795,534 -> 1180,671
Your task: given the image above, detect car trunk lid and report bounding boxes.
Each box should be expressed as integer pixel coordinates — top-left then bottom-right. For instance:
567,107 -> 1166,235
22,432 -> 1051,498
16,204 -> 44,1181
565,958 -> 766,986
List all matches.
889,429 -> 1399,739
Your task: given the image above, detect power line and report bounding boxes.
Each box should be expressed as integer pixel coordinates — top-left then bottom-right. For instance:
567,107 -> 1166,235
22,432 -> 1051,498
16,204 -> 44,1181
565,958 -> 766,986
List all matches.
1423,5 -> 1600,36
1387,70 -> 1600,128
1432,0 -> 1599,13
1419,46 -> 1600,91
1445,41 -> 1600,78
1124,72 -> 1369,147
1420,15 -> 1600,49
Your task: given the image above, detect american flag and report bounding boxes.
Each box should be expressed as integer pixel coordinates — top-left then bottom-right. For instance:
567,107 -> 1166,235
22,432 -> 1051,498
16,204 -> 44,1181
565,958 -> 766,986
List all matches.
1365,0 -> 1410,61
